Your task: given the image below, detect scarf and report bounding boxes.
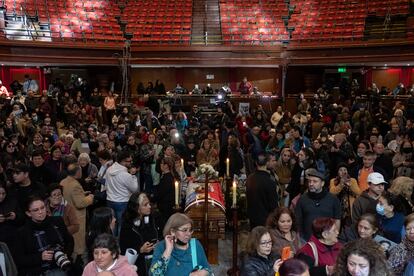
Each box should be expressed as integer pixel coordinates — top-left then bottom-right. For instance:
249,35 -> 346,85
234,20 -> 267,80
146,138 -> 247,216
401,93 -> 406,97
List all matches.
308,188 -> 328,201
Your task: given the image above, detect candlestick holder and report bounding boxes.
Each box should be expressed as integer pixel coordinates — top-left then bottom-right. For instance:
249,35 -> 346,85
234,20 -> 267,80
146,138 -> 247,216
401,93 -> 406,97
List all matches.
227,206 -> 240,276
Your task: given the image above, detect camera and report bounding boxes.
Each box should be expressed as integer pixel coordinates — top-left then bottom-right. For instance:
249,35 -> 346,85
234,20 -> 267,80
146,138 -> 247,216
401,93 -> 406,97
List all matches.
49,245 -> 71,271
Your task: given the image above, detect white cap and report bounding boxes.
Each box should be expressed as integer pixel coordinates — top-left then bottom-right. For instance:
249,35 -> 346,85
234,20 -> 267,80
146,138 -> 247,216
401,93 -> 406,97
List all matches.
367,172 -> 387,185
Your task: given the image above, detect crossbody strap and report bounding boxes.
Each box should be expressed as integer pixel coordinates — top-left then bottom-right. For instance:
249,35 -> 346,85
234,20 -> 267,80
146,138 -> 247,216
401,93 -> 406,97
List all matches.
190,238 -> 197,269
308,241 -> 318,267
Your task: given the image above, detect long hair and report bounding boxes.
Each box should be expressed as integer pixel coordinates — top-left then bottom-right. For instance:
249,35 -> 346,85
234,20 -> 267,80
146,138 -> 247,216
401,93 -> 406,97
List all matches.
123,192 -> 149,224
266,207 -> 296,232
88,207 -> 114,238
334,239 -> 391,276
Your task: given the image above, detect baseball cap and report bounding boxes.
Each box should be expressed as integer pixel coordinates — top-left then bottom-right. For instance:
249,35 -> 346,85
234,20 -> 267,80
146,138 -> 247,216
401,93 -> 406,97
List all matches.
305,168 -> 325,180
367,172 -> 387,185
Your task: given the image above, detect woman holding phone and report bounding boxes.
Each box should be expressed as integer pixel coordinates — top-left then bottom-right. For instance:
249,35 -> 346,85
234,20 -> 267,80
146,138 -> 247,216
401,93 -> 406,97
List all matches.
120,192 -> 163,276
241,226 -> 283,276
266,207 -> 303,257
329,163 -> 361,226
149,213 -> 211,276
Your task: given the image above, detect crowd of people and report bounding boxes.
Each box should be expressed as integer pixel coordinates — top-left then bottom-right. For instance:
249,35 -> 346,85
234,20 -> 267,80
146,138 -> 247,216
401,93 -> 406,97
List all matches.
1,76 -> 414,276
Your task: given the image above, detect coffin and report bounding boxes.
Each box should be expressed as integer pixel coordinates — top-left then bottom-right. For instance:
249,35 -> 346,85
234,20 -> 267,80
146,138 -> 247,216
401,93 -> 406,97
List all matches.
185,180 -> 226,263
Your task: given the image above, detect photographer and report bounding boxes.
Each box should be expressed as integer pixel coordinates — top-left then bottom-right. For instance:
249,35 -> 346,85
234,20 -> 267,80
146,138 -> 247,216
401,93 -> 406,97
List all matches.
12,195 -> 74,276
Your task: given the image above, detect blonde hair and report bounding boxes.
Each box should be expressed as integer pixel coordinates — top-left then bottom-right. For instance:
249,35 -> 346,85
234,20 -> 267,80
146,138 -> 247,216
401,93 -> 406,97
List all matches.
162,213 -> 193,237
389,176 -> 414,199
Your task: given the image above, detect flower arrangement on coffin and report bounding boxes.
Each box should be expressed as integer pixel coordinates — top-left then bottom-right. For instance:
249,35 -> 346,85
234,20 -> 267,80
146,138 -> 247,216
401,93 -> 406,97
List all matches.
194,163 -> 219,181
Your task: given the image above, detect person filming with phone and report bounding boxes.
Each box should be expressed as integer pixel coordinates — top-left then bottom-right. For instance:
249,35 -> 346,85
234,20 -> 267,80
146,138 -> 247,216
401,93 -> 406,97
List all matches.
149,213 -> 211,276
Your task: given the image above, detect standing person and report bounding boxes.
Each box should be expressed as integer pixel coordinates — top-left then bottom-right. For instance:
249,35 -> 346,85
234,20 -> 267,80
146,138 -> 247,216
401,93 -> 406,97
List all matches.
13,196 -> 74,276
334,239 -> 391,276
351,172 -> 385,225
295,168 -> 341,241
105,151 -> 139,236
376,192 -> 405,243
22,74 -> 39,95
103,91 -> 116,126
329,163 -> 361,226
246,153 -> 279,229
388,213 -> 414,275
85,207 -> 116,262
60,161 -> 94,262
288,148 -> 316,203
240,226 -> 282,276
275,148 -> 294,206
350,151 -> 387,192
0,182 -> 22,250
296,217 -> 342,276
119,192 -> 163,276
12,163 -> 47,210
45,183 -> 79,235
238,76 -> 253,94
266,207 -> 303,257
153,157 -> 175,226
278,259 -> 310,276
150,213 -> 211,275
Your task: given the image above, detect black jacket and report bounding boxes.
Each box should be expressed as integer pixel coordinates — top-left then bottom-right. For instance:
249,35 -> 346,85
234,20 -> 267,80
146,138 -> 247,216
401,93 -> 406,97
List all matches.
240,253 -> 278,276
12,216 -> 74,276
119,213 -> 163,276
246,170 -> 279,229
154,172 -> 175,223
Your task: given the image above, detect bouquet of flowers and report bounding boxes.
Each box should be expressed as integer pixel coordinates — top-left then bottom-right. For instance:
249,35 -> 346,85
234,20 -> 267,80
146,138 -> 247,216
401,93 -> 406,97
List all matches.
195,163 -> 219,180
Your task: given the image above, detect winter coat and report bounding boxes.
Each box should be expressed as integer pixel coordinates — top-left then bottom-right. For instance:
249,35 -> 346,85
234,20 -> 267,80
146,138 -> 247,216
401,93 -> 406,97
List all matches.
351,191 -> 378,225
82,255 -> 138,276
119,213 -> 163,276
60,176 -> 94,256
13,217 -> 74,276
105,162 -> 139,203
240,253 -> 277,276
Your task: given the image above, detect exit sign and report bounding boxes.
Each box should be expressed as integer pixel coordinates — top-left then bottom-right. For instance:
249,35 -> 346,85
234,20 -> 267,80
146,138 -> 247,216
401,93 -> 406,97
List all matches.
338,67 -> 347,73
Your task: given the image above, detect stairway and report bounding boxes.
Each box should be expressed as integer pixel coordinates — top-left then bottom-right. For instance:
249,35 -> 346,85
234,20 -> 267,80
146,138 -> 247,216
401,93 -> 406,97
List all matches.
364,15 -> 407,40
3,11 -> 51,41
191,0 -> 222,45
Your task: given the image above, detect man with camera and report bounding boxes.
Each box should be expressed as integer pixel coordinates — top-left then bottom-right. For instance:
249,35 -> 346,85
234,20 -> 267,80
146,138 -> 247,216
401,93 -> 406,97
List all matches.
12,195 -> 74,276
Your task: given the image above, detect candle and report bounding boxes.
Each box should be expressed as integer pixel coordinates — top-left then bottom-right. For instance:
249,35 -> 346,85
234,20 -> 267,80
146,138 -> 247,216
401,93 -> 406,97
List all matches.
181,158 -> 184,169
232,180 -> 237,207
226,158 -> 230,177
174,181 -> 179,206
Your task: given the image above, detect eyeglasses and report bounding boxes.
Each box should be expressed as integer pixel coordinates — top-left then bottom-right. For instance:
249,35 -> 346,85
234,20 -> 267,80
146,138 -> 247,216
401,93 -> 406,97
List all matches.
176,228 -> 194,234
7,145 -> 14,148
259,240 -> 273,246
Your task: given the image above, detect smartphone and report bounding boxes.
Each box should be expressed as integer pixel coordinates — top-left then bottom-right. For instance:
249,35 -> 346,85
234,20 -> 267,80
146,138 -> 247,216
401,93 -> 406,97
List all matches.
281,246 -> 291,261
150,239 -> 158,244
